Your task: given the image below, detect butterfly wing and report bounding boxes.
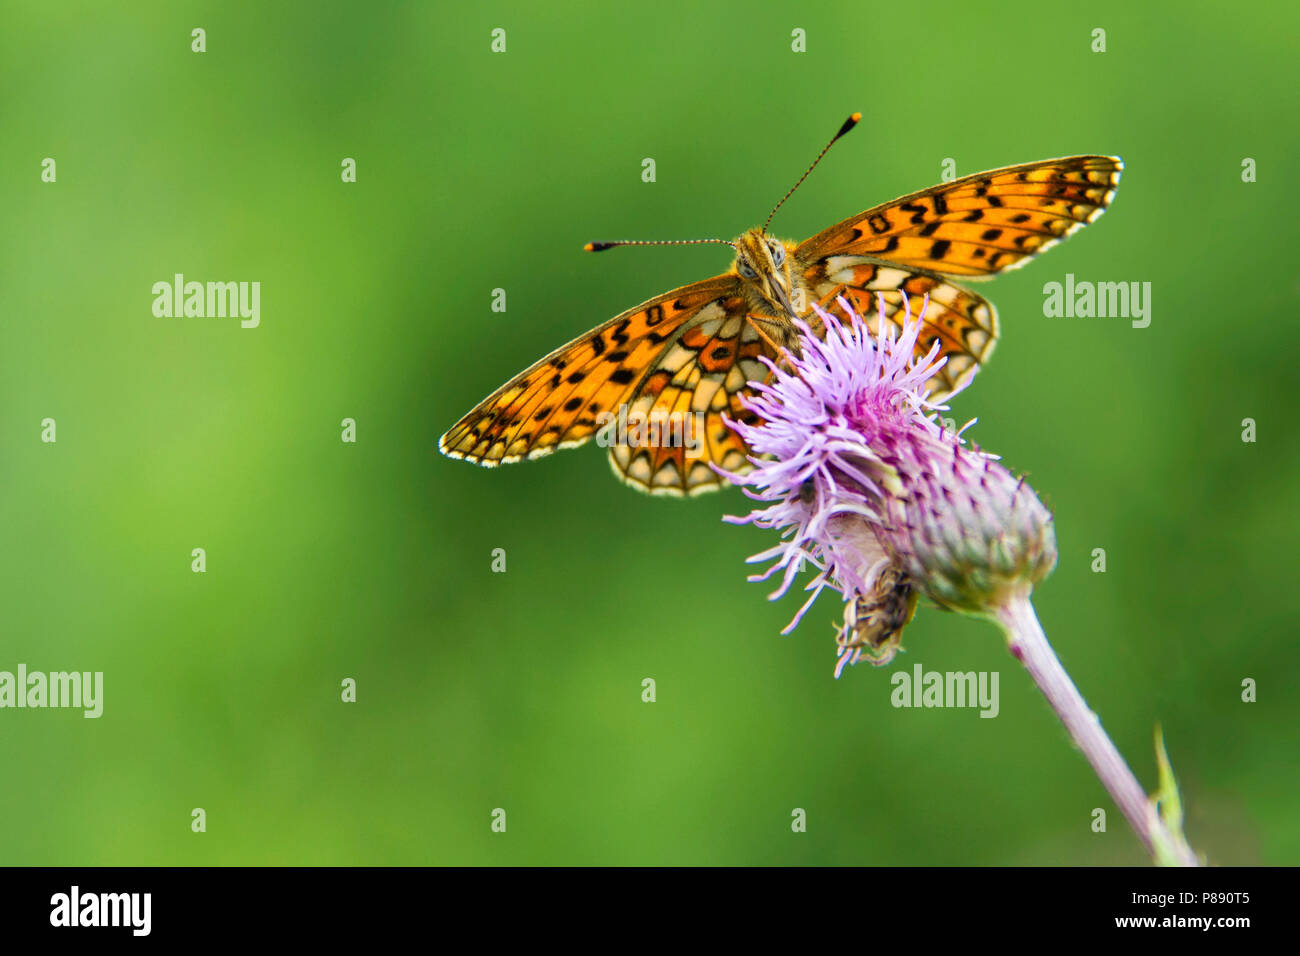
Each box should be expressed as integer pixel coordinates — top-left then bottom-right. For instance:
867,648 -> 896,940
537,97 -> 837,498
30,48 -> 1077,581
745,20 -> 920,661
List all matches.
802,262 -> 998,400
796,155 -> 1122,398
604,294 -> 771,497
439,275 -> 768,496
798,155 -> 1122,275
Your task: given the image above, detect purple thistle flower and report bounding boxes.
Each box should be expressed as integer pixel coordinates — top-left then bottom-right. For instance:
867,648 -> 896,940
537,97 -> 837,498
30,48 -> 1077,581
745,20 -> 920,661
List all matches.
713,295 -> 1202,867
720,295 -> 1058,677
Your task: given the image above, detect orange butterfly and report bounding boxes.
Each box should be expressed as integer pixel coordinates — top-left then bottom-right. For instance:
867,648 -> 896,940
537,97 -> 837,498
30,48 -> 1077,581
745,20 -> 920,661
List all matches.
440,114 -> 1121,496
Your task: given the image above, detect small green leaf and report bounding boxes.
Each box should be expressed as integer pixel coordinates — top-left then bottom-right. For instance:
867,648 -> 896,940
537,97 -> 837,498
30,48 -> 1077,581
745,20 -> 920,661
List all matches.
1149,724 -> 1198,866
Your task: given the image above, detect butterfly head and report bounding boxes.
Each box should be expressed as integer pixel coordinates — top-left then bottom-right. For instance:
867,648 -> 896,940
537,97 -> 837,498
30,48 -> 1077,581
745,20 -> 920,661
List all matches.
734,228 -> 801,320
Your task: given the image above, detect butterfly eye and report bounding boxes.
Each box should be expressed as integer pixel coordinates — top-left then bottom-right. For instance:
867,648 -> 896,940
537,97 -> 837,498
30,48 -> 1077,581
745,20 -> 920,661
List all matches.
737,260 -> 758,280
769,242 -> 786,265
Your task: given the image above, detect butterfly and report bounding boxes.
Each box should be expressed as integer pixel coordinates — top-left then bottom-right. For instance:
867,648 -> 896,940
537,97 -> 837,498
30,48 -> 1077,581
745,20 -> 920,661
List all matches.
440,113 -> 1121,496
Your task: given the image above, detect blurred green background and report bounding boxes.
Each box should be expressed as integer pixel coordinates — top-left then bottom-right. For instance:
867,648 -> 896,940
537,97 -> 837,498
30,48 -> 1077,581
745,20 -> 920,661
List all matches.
1,1 -> 1296,865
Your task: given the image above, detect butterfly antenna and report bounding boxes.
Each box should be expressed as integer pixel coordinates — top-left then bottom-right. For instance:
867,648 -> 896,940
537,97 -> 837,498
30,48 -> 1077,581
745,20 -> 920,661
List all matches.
584,238 -> 735,253
762,111 -> 861,234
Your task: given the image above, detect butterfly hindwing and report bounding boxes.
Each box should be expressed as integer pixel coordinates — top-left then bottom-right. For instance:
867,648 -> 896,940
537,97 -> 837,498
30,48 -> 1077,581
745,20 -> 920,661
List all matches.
440,275 -> 770,496
797,155 -> 1122,277
606,298 -> 769,496
803,259 -> 998,401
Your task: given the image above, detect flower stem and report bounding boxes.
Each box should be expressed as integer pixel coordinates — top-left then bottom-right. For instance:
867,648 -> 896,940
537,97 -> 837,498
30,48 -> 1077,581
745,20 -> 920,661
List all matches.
995,595 -> 1199,866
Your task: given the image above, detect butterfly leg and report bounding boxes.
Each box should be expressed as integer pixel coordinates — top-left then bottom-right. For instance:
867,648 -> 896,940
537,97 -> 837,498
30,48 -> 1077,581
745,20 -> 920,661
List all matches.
814,284 -> 848,312
800,285 -> 849,338
744,314 -> 798,362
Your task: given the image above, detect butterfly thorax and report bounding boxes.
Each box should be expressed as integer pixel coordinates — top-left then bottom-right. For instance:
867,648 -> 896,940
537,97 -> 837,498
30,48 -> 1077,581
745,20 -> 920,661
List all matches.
732,229 -> 806,328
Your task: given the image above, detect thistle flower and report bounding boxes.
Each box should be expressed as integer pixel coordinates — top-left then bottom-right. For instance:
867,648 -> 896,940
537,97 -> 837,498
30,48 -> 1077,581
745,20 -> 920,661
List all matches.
721,294 -> 1200,867
720,294 -> 1056,675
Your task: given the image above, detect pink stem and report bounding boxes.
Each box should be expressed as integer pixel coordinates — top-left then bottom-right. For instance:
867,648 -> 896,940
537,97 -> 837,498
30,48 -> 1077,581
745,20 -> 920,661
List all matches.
996,595 -> 1199,866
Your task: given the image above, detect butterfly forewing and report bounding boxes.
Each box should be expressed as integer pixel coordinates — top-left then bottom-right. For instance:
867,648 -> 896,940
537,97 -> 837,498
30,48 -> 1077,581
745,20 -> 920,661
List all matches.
440,275 -> 773,496
798,156 -> 1122,277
